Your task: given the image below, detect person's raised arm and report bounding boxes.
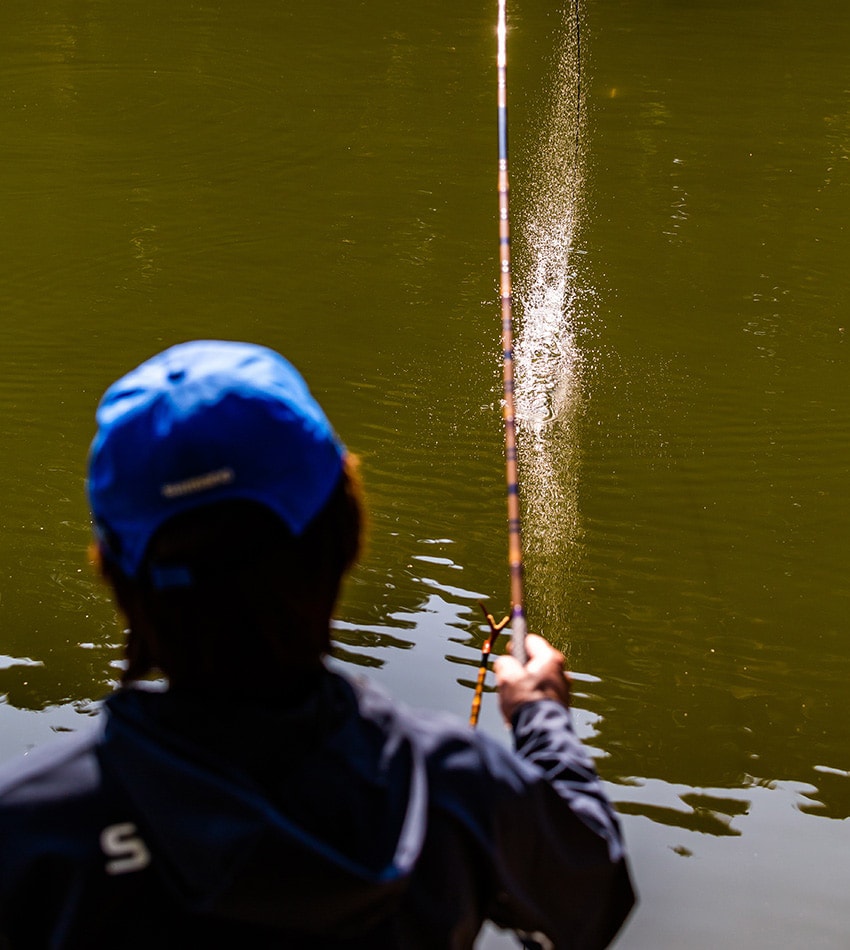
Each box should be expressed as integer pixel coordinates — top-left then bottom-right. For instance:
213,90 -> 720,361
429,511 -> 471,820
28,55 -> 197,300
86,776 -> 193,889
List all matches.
489,633 -> 635,947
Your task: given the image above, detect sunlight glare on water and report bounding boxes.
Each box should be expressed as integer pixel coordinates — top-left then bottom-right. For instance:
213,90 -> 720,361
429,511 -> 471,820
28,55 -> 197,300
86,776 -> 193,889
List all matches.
514,4 -> 584,433
512,3 -> 586,639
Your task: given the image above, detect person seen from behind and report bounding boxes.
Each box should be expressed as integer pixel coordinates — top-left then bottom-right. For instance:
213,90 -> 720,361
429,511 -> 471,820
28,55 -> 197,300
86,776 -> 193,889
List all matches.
0,340 -> 635,948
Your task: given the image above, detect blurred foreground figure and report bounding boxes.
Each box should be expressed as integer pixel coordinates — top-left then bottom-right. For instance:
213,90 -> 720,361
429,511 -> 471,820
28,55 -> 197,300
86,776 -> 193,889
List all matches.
0,340 -> 634,948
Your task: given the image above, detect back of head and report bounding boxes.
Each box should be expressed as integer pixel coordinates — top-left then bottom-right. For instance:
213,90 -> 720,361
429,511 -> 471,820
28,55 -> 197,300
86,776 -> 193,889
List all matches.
87,340 -> 362,691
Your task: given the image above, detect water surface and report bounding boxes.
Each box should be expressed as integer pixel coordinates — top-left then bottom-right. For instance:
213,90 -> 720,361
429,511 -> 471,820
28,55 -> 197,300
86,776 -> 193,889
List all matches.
1,2 -> 849,947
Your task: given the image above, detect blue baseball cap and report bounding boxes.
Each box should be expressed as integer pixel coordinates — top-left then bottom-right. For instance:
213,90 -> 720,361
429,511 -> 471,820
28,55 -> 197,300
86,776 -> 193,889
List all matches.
87,340 -> 345,578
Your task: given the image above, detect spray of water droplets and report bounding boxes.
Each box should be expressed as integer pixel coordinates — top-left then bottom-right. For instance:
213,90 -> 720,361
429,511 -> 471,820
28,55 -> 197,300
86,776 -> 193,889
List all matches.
513,3 -> 587,638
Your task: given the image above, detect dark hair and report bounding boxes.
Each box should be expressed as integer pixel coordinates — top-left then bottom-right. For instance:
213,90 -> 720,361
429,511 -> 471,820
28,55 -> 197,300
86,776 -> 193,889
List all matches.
98,455 -> 364,692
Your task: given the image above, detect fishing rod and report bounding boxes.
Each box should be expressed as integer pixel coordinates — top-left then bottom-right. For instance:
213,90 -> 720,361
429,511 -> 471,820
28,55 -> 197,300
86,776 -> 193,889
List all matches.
495,0 -> 529,671
469,0 -> 528,728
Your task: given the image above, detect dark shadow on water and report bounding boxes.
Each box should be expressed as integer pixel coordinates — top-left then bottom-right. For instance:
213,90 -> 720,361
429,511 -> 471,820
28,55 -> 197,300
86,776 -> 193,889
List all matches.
615,793 -> 748,837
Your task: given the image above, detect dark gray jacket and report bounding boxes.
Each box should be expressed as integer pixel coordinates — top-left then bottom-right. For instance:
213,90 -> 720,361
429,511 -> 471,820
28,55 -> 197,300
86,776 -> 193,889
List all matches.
0,671 -> 634,948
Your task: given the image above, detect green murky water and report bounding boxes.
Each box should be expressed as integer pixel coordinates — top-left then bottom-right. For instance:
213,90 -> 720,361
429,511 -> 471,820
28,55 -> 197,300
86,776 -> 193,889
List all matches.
1,1 -> 849,946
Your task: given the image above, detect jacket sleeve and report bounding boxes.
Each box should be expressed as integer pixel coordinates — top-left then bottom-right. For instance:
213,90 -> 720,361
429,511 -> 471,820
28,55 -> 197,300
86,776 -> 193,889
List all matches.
485,699 -> 635,949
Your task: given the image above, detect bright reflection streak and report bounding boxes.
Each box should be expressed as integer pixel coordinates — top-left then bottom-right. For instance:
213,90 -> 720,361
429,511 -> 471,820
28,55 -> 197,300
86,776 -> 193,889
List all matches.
513,4 -> 586,642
